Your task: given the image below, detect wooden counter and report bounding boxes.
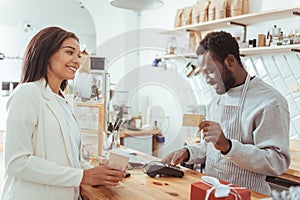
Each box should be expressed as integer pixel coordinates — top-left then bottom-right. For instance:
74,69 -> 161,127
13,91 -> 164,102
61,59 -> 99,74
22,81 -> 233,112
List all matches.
279,139 -> 300,184
80,150 -> 269,200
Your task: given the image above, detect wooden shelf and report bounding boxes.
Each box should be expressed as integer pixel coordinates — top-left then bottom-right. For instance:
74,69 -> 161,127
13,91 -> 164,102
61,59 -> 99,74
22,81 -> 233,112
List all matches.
240,44 -> 300,56
159,6 -> 300,58
173,6 -> 300,32
158,52 -> 197,59
76,101 -> 103,107
158,44 -> 300,59
76,101 -> 105,156
119,128 -> 161,138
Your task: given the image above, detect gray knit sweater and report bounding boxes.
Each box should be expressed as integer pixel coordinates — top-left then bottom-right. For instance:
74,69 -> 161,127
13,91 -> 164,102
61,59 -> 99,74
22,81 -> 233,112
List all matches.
186,77 -> 291,195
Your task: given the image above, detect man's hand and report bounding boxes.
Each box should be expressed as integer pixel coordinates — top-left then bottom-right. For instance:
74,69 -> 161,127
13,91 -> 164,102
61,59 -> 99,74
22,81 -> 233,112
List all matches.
161,148 -> 189,166
199,121 -> 231,154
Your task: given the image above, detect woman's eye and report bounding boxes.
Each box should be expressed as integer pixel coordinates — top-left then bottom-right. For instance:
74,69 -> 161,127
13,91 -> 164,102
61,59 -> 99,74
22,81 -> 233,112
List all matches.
66,51 -> 73,55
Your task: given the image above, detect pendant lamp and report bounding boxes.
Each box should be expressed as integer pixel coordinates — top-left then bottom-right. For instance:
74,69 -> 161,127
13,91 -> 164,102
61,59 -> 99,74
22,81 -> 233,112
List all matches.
109,0 -> 164,10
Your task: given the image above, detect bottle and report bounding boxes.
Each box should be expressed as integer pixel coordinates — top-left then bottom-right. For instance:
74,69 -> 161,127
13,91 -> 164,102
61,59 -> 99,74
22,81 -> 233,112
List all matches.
248,39 -> 253,48
113,130 -> 120,148
184,62 -> 196,77
154,120 -> 158,130
166,37 -> 177,54
278,31 -> 284,45
252,39 -> 256,47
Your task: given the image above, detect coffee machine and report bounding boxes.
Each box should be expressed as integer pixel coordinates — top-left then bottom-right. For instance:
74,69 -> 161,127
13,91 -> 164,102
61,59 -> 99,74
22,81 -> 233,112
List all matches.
267,25 -> 282,46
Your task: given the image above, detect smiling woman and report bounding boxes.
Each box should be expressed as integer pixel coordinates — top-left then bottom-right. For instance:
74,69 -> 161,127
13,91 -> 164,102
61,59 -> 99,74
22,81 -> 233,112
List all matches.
20,27 -> 81,93
1,27 -> 86,200
47,37 -> 81,94
1,26 -> 126,200
0,1 -> 97,197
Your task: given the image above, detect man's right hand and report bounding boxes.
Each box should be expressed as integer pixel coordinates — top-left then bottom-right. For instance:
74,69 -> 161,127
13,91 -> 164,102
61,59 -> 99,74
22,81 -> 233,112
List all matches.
161,148 -> 189,166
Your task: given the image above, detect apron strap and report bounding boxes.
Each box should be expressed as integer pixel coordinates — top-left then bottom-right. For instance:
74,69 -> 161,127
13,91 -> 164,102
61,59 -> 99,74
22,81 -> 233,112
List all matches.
238,74 -> 251,109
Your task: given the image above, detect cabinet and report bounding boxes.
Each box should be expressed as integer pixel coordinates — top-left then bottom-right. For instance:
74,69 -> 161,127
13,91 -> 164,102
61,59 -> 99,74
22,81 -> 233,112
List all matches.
75,70 -> 110,156
160,6 -> 300,58
76,101 -> 105,156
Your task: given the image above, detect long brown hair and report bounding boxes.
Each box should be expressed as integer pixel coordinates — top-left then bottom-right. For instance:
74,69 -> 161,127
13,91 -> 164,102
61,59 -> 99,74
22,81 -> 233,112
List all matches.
21,26 -> 79,90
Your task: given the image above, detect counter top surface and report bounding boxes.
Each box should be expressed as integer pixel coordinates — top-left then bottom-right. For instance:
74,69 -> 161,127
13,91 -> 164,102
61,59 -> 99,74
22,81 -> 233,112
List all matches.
279,139 -> 300,183
80,149 -> 269,200
80,139 -> 300,199
80,169 -> 268,200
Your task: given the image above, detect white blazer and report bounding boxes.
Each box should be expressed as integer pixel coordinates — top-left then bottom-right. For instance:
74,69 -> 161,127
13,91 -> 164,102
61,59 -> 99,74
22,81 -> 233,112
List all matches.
1,79 -> 90,200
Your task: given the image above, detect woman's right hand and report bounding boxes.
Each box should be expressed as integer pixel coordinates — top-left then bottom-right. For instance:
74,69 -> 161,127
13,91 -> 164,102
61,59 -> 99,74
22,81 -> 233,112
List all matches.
81,164 -> 126,186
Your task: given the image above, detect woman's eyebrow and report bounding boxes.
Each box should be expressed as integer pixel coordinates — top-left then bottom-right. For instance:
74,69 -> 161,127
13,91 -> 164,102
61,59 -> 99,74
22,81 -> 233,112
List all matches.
62,46 -> 76,50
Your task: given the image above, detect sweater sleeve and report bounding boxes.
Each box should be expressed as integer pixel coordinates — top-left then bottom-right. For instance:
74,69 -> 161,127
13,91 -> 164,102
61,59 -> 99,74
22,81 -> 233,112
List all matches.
225,104 -> 291,176
185,143 -> 207,164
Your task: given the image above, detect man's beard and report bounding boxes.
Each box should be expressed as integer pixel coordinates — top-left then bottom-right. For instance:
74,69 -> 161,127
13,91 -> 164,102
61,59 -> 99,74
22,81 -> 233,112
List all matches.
216,63 -> 235,95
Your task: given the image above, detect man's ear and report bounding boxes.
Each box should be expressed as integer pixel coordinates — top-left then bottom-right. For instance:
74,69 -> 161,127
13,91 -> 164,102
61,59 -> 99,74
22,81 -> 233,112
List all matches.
224,54 -> 235,68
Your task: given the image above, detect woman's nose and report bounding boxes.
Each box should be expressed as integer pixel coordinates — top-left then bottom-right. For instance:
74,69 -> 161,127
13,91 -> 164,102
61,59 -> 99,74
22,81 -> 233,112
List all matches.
206,76 -> 214,85
73,56 -> 80,65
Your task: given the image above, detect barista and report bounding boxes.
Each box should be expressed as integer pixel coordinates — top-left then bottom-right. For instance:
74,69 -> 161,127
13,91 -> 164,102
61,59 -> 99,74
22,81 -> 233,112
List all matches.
162,31 -> 290,195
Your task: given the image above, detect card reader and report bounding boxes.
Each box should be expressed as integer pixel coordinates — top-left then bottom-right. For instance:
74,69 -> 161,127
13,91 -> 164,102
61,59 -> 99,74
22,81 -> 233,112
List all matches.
144,161 -> 184,178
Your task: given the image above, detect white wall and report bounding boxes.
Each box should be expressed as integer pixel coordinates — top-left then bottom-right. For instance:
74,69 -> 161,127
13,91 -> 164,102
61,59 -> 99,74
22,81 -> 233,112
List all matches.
0,0 -> 97,83
80,0 -> 141,85
0,0 -> 97,131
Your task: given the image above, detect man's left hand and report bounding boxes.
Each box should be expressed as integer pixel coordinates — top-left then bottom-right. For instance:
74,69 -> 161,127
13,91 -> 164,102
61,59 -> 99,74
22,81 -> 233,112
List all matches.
199,121 -> 231,153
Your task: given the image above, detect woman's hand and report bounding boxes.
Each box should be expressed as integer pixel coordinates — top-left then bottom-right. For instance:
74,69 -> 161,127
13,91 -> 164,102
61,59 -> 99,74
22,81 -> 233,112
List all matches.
199,120 -> 231,153
161,148 -> 189,166
81,164 -> 126,186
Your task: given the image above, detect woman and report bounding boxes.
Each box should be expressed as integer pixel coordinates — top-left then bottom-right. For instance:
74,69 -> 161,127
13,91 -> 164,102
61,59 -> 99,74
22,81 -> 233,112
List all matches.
1,26 -> 126,200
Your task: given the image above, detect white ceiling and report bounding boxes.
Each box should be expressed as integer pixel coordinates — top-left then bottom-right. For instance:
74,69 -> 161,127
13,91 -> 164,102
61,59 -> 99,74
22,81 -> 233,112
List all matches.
0,0 -> 95,37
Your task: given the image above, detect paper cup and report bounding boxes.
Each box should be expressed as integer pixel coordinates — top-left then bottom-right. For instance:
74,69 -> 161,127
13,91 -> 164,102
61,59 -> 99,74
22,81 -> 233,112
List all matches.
135,119 -> 141,128
108,149 -> 130,170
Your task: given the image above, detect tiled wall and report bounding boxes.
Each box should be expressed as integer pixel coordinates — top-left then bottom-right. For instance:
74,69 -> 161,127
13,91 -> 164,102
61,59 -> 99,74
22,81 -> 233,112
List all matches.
243,52 -> 300,139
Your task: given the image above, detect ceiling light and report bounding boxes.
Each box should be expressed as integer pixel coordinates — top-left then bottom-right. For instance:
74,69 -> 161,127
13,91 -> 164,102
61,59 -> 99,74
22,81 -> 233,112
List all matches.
109,0 -> 164,11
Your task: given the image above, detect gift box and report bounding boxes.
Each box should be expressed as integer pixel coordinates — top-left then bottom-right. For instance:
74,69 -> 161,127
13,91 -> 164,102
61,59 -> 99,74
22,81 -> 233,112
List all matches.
190,176 -> 251,200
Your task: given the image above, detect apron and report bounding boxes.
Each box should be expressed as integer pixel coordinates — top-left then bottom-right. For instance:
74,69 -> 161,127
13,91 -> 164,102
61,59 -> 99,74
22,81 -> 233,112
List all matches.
204,75 -> 271,195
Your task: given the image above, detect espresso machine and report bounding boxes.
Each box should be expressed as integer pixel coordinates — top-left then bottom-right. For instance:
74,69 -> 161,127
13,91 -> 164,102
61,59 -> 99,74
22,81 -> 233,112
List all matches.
267,25 -> 282,46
